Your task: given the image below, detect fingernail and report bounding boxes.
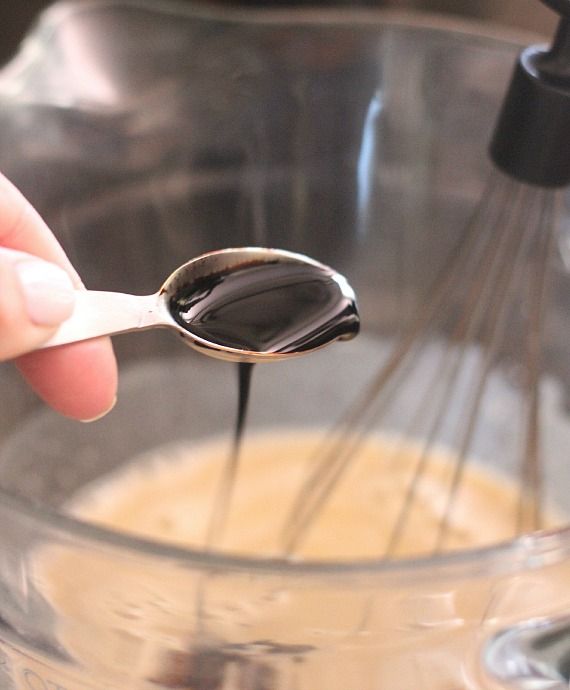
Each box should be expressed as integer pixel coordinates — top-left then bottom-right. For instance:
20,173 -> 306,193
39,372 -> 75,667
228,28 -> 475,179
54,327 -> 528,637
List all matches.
80,396 -> 117,423
16,260 -> 76,327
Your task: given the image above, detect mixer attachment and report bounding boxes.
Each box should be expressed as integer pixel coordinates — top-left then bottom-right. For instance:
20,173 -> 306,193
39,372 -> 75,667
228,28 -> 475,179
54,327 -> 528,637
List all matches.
280,0 -> 570,560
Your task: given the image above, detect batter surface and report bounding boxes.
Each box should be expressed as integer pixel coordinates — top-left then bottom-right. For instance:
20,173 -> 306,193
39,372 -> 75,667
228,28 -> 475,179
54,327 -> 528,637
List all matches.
66,429 -> 546,559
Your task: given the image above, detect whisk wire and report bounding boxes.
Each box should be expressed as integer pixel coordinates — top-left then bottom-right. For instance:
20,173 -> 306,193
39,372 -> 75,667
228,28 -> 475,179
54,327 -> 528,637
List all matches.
388,182 -> 538,553
516,191 -> 557,533
280,173 -> 517,555
434,187 -> 545,550
384,183 -> 527,553
281,173 -> 559,559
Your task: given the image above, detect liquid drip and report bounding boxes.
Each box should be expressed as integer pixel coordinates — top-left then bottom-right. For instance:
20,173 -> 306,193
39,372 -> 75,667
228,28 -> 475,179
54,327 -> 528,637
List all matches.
169,261 -> 360,354
169,259 -> 359,549
205,362 -> 254,546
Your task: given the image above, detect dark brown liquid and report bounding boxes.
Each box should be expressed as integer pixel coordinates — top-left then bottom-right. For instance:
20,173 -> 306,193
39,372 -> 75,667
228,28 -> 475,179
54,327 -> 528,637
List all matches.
168,260 -> 360,354
204,362 -> 254,545
169,259 -> 359,546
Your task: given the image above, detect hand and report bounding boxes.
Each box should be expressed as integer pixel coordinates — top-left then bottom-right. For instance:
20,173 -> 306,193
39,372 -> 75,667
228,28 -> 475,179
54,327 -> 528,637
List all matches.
0,173 -> 118,421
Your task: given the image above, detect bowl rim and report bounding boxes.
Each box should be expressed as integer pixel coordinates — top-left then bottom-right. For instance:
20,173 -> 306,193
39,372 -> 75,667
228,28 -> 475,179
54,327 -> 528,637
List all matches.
3,486 -> 570,582
40,0 -> 548,46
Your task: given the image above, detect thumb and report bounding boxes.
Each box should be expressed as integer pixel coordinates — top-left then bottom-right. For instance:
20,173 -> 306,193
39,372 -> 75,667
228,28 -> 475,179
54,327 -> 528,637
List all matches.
0,247 -> 76,361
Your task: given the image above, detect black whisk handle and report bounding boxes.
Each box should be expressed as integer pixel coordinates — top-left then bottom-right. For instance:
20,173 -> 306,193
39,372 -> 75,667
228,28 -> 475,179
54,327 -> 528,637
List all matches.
490,4 -> 570,187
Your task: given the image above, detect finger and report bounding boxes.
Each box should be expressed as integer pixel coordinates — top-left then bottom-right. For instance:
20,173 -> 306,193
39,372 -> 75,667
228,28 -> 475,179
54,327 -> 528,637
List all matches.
0,248 -> 75,361
16,340 -> 118,422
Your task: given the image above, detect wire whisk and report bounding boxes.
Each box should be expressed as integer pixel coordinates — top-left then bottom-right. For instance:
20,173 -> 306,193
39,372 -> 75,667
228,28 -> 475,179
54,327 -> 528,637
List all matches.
281,0 -> 570,557
280,174 -> 558,558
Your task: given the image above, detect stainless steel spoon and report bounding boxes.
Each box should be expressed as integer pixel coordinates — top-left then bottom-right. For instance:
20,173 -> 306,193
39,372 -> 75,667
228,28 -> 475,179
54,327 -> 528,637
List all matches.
39,247 -> 360,363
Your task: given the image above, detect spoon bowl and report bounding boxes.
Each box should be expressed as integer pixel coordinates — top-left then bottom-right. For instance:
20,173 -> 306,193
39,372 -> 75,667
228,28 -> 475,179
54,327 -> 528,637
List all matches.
40,247 -> 360,363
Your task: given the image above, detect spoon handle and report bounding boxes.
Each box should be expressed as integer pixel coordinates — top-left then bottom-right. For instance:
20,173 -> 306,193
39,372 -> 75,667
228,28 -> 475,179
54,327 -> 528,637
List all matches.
39,291 -> 165,349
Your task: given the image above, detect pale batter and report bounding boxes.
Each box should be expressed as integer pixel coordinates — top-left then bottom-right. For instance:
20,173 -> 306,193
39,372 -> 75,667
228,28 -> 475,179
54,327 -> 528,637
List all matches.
65,429 -> 552,559
22,430 -> 568,690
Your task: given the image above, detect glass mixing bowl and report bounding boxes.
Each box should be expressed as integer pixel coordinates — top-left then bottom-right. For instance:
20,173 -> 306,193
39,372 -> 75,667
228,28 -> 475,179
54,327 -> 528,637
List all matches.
1,1 -> 570,688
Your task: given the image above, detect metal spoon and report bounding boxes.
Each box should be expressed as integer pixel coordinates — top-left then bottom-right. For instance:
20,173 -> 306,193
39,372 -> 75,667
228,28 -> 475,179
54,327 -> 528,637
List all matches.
39,247 -> 360,363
